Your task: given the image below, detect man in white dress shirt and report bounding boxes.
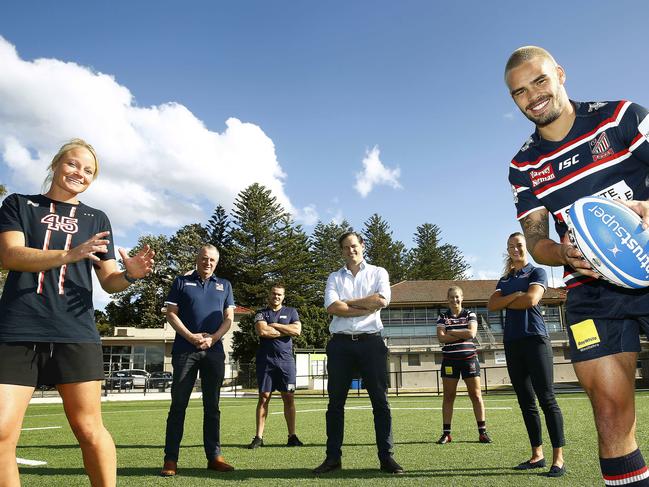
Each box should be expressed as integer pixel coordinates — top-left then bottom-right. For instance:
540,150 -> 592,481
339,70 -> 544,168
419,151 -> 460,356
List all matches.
312,231 -> 404,475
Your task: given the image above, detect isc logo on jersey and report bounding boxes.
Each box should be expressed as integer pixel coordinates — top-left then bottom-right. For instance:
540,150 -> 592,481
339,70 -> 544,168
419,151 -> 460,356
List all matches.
566,196 -> 649,289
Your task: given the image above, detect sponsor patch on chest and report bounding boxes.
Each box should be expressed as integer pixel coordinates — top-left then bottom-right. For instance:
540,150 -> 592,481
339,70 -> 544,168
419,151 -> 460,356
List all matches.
529,163 -> 556,187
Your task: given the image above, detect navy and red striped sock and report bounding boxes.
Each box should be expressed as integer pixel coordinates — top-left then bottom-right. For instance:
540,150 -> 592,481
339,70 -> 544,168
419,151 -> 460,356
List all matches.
600,449 -> 649,486
477,421 -> 486,435
442,424 -> 451,435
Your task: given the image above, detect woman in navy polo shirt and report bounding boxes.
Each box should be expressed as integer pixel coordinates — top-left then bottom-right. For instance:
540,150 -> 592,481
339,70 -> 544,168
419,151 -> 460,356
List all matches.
488,232 -> 565,477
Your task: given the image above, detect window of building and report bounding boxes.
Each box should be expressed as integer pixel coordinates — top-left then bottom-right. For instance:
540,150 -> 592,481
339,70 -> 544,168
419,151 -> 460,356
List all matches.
407,354 -> 421,367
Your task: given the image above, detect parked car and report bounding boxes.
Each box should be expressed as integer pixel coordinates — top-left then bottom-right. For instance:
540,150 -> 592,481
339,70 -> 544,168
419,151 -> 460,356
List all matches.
105,371 -> 134,390
149,371 -> 173,390
121,369 -> 150,388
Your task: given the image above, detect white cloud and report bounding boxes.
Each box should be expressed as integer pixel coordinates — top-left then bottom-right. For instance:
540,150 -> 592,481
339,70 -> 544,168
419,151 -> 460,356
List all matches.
354,145 -> 402,198
503,111 -> 515,120
0,36 -> 316,236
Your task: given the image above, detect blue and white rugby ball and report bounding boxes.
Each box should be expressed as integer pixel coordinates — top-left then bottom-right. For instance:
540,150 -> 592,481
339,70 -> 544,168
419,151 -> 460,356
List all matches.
566,196 -> 649,289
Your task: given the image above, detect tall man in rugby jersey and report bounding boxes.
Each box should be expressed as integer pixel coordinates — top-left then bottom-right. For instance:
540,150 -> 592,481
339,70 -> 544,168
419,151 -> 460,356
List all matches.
247,284 -> 304,449
505,46 -> 649,485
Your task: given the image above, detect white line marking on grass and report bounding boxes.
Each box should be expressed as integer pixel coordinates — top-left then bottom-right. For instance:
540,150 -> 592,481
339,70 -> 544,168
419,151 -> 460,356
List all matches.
21,426 -> 61,431
272,405 -> 512,415
17,458 -> 47,466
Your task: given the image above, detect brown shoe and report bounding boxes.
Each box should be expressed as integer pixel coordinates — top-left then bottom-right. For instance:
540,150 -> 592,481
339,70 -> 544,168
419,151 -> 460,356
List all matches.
160,459 -> 177,477
207,455 -> 235,472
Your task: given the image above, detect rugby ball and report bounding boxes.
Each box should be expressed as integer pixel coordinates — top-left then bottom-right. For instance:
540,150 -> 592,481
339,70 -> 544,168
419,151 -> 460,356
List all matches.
566,196 -> 649,289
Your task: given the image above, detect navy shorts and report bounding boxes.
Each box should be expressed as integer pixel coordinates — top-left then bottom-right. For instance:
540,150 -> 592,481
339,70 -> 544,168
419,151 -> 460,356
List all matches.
440,357 -> 480,379
256,359 -> 296,393
0,342 -> 105,387
566,281 -> 649,363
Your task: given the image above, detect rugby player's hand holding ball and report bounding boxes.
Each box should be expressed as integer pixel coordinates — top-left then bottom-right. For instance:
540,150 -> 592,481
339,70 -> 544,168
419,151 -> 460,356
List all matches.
565,196 -> 649,289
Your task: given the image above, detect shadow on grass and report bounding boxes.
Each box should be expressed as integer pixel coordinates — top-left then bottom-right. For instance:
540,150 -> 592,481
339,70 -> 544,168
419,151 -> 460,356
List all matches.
21,465 -> 541,480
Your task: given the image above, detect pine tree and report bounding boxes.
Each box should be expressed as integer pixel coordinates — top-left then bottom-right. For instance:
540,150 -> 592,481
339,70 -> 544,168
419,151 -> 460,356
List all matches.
205,205 -> 235,282
406,223 -> 469,280
229,183 -> 288,308
362,213 -> 407,283
310,220 -> 352,303
274,214 -> 319,307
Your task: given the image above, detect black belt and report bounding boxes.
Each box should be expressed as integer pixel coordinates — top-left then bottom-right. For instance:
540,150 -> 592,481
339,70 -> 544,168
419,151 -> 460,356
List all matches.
333,332 -> 381,341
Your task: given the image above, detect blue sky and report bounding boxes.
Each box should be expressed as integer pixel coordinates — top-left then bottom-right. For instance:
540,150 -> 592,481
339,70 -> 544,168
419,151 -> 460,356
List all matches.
1,1 -> 649,306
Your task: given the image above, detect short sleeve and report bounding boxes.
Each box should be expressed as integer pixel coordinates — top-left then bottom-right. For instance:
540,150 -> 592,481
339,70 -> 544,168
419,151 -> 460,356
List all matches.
254,311 -> 265,323
225,280 -> 235,308
0,194 -> 24,233
291,307 -> 300,323
436,314 -> 445,327
164,277 -> 182,306
529,267 -> 548,289
468,311 -> 478,322
622,102 -> 649,163
96,211 -> 116,261
324,272 -> 339,309
495,277 -> 504,293
375,267 -> 391,304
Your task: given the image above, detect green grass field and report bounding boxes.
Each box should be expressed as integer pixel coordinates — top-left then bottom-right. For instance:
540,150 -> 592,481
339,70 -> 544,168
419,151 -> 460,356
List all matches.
16,392 -> 649,486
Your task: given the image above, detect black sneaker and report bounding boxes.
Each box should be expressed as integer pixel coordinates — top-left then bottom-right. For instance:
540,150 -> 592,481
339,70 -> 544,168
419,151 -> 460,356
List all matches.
380,456 -> 404,474
312,458 -> 341,474
436,433 -> 452,444
287,434 -> 304,447
479,432 -> 493,443
247,436 -> 264,449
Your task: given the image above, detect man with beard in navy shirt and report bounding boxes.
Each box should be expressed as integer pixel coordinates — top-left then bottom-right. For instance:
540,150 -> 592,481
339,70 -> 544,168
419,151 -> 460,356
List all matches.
247,284 -> 303,449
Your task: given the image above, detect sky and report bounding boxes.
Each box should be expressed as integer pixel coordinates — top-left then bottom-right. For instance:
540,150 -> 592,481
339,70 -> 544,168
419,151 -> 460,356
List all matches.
1,1 -> 649,308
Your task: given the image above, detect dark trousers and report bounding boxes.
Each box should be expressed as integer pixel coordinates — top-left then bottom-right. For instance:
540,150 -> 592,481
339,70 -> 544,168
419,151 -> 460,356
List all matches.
505,335 -> 565,448
164,350 -> 225,461
325,334 -> 394,461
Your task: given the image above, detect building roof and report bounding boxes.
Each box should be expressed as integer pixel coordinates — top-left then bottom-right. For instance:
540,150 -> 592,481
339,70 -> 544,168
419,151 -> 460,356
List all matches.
390,280 -> 566,306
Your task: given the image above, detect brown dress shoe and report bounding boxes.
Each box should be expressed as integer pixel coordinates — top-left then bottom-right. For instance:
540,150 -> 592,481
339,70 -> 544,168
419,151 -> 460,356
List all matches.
207,455 -> 235,472
160,459 -> 177,477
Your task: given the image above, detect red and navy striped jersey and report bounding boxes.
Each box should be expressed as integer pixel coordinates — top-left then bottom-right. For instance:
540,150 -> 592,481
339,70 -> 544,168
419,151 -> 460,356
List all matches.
509,100 -> 649,288
436,308 -> 477,360
0,193 -> 115,343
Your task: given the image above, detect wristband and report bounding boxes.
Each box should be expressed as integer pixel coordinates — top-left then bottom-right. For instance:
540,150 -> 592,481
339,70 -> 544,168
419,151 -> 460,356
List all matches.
124,271 -> 138,284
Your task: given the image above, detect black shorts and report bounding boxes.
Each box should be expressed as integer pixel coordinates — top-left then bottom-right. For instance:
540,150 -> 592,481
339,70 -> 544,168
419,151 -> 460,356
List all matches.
0,342 -> 104,387
566,282 -> 649,363
256,359 -> 297,393
440,357 -> 480,379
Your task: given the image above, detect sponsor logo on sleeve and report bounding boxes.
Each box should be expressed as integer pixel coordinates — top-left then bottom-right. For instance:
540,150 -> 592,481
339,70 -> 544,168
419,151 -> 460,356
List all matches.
588,101 -> 607,112
529,163 -> 556,187
589,131 -> 614,161
570,319 -> 601,351
520,136 -> 534,152
254,313 -> 264,322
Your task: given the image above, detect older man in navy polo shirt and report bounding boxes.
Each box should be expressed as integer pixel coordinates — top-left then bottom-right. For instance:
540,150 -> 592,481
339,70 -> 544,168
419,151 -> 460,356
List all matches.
160,244 -> 235,477
313,231 -> 403,475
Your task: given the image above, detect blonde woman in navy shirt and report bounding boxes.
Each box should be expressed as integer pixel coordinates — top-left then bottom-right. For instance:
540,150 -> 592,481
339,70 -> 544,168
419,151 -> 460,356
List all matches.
0,139 -> 154,486
488,232 -> 565,477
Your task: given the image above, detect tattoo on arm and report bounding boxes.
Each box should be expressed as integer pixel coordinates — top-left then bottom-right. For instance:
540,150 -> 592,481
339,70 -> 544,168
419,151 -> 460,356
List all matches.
520,210 -> 549,254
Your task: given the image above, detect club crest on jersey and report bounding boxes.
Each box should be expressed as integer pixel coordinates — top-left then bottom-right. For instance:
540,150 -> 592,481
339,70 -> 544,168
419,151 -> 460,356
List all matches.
589,131 -> 614,161
529,163 -> 556,187
215,282 -> 224,291
588,101 -> 607,112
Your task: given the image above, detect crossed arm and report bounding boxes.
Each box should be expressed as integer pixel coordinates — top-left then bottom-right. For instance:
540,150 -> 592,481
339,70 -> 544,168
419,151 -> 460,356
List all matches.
255,320 -> 302,338
326,293 -> 387,317
437,321 -> 477,343
487,284 -> 545,311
